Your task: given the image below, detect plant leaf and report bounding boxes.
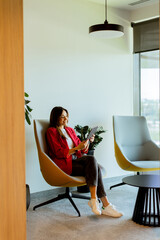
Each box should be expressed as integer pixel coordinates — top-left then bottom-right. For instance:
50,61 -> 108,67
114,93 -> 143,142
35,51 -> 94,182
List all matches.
25,100 -> 30,105
26,105 -> 33,112
25,112 -> 31,125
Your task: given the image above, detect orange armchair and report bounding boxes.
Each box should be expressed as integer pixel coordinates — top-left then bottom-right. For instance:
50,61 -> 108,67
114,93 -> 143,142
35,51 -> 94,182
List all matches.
33,119 -> 90,216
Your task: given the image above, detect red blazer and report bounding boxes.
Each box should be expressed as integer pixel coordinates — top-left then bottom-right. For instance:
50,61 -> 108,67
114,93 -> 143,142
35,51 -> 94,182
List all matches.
46,126 -> 87,175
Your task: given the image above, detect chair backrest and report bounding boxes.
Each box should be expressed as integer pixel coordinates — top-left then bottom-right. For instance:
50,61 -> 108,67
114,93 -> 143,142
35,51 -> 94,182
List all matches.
34,119 -> 49,154
113,116 -> 159,161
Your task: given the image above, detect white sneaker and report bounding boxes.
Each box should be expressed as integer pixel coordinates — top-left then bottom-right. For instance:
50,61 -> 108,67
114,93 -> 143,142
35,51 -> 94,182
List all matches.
88,199 -> 101,215
101,203 -> 123,218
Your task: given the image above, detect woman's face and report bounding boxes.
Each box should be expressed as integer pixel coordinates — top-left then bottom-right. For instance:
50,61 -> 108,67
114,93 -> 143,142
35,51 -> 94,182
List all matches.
58,110 -> 68,127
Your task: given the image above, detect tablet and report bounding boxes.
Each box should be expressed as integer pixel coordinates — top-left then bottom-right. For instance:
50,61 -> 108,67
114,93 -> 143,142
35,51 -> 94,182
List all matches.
86,126 -> 98,140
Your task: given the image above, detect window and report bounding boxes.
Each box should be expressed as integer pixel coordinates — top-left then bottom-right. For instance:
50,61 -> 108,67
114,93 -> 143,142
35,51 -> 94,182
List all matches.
140,50 -> 159,145
132,19 -> 159,145
134,50 -> 159,145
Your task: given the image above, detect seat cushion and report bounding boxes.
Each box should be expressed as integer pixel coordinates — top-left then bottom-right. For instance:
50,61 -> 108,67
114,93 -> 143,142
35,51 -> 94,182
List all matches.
121,141 -> 159,161
131,160 -> 160,169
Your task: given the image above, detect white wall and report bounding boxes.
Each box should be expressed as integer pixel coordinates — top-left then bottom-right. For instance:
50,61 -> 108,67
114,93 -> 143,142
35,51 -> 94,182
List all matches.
24,0 -> 133,193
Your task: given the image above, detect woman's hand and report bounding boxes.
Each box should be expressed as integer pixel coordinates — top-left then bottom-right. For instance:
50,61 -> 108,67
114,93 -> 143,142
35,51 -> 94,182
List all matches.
89,134 -> 95,143
83,142 -> 89,152
69,140 -> 89,156
77,140 -> 89,151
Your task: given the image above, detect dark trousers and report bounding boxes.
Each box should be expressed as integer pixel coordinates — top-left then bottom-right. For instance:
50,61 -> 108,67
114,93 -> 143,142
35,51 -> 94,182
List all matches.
71,155 -> 106,198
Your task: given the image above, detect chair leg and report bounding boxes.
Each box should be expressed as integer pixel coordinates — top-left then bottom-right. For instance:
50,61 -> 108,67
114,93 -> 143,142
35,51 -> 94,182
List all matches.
33,193 -> 67,210
33,187 -> 89,217
110,173 -> 140,190
110,182 -> 126,190
68,194 -> 81,217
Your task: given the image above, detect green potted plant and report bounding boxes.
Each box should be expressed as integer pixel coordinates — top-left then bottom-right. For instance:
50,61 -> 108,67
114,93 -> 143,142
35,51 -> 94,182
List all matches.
25,92 -> 33,210
74,125 -> 106,155
74,125 -> 106,193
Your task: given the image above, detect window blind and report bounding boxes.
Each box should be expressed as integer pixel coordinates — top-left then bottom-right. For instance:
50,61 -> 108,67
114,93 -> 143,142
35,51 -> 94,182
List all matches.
132,18 -> 159,53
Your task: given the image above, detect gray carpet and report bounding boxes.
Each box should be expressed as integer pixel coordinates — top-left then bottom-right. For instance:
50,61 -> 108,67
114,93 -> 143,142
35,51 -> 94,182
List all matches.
27,176 -> 160,240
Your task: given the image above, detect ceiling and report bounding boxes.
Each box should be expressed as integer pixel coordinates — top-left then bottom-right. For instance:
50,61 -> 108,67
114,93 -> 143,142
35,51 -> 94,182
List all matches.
88,0 -> 159,10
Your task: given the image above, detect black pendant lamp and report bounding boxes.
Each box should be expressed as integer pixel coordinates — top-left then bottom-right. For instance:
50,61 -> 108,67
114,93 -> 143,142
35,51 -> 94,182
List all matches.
89,0 -> 124,39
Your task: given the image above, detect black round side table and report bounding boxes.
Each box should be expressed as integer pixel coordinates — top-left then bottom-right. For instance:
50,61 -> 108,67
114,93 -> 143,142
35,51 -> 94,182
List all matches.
123,175 -> 160,227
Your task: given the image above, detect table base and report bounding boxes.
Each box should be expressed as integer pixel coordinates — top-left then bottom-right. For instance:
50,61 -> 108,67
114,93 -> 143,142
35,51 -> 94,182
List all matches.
133,187 -> 160,227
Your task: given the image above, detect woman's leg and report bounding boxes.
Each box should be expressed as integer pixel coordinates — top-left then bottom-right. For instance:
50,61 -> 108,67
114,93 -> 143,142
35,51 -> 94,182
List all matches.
72,156 -> 123,217
89,185 -> 110,207
96,164 -> 123,217
100,196 -> 110,207
83,156 -> 107,215
89,186 -> 97,199
71,156 -> 98,195
72,155 -> 106,197
71,156 -> 101,215
72,155 -> 105,215
96,165 -> 109,207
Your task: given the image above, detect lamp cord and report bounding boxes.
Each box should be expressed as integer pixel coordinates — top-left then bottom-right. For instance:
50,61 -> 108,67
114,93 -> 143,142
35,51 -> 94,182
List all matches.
105,0 -> 107,20
105,0 -> 108,23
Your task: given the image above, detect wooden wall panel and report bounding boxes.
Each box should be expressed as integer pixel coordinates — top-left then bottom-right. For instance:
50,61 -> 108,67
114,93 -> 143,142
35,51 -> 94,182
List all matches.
0,0 -> 26,239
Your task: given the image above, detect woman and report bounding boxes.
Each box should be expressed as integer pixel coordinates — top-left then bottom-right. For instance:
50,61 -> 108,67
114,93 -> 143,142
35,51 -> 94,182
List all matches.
46,106 -> 123,217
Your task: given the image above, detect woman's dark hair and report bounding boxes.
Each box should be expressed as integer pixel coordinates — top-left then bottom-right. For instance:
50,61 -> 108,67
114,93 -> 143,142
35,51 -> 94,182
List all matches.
49,106 -> 68,128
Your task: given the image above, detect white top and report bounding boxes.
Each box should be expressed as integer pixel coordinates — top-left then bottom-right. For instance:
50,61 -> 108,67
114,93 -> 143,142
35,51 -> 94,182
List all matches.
61,128 -> 74,149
